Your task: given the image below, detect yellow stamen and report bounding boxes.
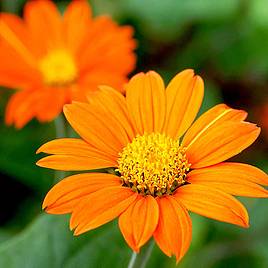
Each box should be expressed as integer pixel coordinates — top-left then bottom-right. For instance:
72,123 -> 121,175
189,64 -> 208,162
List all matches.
39,49 -> 77,87
117,133 -> 191,196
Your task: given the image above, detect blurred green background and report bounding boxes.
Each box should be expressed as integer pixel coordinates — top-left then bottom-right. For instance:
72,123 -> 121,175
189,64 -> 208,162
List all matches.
0,0 -> 268,267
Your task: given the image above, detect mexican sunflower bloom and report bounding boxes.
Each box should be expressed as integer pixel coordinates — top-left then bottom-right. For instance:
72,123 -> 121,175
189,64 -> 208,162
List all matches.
0,0 -> 136,128
37,70 -> 268,262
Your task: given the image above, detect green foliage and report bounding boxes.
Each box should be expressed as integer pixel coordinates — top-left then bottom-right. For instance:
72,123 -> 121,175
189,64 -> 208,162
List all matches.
0,215 -> 131,268
0,212 -> 212,268
0,120 -> 54,192
92,0 -> 240,42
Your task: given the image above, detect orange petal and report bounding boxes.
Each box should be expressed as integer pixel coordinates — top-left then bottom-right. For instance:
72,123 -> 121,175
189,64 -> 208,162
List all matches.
89,86 -> 136,141
63,0 -> 92,54
70,186 -> 137,235
164,69 -> 204,139
6,86 -> 67,128
184,121 -> 260,168
126,71 -> 166,134
183,104 -> 248,147
5,90 -> 29,126
0,56 -> 38,89
0,14 -> 40,89
78,70 -> 128,96
33,86 -> 67,122
0,13 -> 37,68
187,162 -> 268,197
5,89 -> 39,128
175,184 -> 249,228
37,138 -> 113,159
24,0 -> 62,52
77,16 -> 136,77
119,195 -> 159,252
36,155 -> 116,171
43,173 -> 121,214
36,138 -> 117,170
153,196 -> 192,262
63,102 -> 128,158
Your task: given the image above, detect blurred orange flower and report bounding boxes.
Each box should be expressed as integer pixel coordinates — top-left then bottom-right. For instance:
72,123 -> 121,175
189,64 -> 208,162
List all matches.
37,70 -> 268,262
0,0 -> 136,128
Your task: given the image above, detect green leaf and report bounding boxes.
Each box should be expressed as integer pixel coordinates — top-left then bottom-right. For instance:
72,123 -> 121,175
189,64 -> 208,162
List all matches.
248,0 -> 268,29
0,93 -> 55,193
0,121 -> 54,193
0,211 -> 211,268
0,214 -> 132,268
0,0 -> 24,13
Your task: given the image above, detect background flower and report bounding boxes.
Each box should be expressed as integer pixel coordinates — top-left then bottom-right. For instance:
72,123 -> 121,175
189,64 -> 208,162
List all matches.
0,0 -> 136,128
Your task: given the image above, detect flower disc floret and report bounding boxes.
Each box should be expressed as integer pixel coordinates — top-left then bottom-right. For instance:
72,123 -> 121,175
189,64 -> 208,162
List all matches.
39,49 -> 77,86
117,133 -> 191,196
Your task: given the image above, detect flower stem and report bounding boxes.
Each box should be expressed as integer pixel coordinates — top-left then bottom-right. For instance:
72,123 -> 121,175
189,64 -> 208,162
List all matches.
54,114 -> 66,183
127,240 -> 155,268
54,113 -> 66,138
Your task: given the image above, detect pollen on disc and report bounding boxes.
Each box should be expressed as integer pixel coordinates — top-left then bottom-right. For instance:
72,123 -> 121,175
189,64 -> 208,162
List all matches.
39,49 -> 77,87
117,133 -> 191,196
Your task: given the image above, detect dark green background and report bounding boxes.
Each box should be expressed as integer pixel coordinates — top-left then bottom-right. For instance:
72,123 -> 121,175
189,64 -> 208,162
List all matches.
0,0 -> 268,267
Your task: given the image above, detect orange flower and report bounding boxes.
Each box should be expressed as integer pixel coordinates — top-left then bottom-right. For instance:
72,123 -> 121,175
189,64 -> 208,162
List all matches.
37,70 -> 268,262
0,0 -> 136,128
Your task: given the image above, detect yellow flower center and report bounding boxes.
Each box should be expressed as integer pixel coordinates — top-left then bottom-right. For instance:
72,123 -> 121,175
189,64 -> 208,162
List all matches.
117,133 -> 191,197
39,49 -> 77,87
